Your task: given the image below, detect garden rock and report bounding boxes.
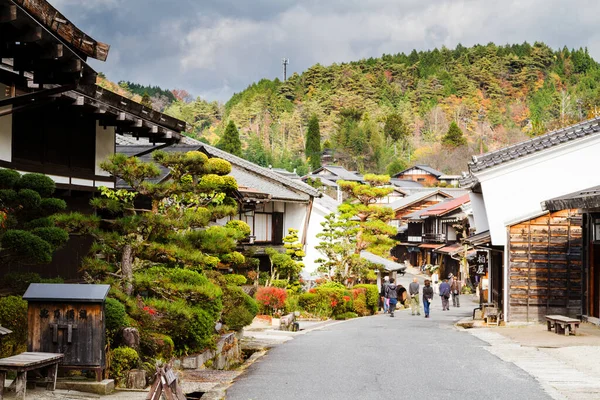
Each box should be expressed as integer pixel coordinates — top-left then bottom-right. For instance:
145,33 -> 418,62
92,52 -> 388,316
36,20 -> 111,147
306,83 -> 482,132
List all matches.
126,369 -> 146,389
122,327 -> 140,350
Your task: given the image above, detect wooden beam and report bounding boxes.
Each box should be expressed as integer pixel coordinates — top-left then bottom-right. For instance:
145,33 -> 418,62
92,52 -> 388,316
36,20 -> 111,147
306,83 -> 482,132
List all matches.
0,5 -> 17,23
0,84 -> 74,108
16,26 -> 42,42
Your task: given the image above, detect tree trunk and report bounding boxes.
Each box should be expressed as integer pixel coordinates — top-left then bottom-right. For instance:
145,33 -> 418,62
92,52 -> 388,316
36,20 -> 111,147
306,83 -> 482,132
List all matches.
122,244 -> 133,296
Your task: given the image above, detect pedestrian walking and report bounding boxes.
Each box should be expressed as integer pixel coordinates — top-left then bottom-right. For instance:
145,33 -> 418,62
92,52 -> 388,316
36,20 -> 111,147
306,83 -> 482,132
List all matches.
449,273 -> 461,308
422,279 -> 434,318
385,278 -> 399,317
408,277 -> 421,316
380,276 -> 389,313
439,278 -> 451,311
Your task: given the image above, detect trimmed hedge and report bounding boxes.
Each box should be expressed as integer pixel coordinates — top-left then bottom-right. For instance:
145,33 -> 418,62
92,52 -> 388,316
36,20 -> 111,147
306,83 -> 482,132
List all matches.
221,285 -> 258,331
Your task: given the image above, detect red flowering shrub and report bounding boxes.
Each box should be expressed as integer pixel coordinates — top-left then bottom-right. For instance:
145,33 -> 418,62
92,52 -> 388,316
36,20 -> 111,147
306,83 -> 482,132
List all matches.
255,287 -> 287,314
343,296 -> 351,302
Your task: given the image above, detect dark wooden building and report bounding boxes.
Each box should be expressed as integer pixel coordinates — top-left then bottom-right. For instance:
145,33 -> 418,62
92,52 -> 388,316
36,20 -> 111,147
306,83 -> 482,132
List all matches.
23,283 -> 110,380
0,0 -> 186,280
543,186 -> 600,324
506,210 -> 582,322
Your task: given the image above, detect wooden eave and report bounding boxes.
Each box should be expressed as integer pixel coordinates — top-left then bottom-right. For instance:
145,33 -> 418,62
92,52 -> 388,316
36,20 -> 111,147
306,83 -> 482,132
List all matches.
10,0 -> 109,61
1,0 -> 99,86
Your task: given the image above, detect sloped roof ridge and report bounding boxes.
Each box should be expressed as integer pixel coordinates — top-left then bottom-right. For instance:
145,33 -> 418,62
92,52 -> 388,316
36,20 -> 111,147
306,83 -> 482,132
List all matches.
394,164 -> 444,177
199,143 -> 320,198
468,117 -> 600,173
389,188 -> 446,211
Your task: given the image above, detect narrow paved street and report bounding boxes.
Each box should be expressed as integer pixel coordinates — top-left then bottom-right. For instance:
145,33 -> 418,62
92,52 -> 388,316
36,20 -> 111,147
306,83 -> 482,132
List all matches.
227,275 -> 551,400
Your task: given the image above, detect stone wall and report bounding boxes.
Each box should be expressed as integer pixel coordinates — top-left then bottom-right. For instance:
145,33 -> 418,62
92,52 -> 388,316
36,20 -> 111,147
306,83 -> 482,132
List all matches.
181,332 -> 242,370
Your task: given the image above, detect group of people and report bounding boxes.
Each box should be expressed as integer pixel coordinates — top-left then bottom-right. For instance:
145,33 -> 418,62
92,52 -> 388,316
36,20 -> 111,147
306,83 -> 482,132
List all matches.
380,274 -> 462,318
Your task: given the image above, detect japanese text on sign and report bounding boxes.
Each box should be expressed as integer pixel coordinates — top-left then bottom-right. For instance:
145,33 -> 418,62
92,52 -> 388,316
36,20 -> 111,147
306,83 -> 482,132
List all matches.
475,251 -> 488,275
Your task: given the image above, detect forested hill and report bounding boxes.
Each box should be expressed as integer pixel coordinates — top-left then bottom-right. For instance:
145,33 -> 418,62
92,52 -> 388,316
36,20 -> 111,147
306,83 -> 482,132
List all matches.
112,42 -> 600,176
212,42 -> 600,175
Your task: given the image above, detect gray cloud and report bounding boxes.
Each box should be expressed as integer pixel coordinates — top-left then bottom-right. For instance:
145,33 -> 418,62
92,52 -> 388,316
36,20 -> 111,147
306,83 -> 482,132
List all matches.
49,0 -> 600,101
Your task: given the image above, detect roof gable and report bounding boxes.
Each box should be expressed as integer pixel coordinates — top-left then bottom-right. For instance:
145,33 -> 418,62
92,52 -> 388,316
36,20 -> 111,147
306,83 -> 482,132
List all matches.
465,117 -> 600,177
420,194 -> 470,217
389,189 -> 452,211
393,164 -> 443,178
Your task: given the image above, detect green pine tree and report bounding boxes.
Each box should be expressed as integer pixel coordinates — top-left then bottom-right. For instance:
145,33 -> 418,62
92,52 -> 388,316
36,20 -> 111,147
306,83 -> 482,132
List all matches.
140,91 -> 152,108
442,121 -> 467,147
218,120 -> 243,157
305,114 -> 322,170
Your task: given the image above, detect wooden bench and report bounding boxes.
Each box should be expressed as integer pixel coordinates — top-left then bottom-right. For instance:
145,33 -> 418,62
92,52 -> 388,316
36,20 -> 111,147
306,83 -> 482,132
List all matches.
545,315 -> 580,336
0,352 -> 63,400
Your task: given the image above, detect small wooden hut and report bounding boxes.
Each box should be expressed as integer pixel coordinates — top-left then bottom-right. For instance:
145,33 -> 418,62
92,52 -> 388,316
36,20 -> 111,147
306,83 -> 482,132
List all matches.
23,283 -> 110,380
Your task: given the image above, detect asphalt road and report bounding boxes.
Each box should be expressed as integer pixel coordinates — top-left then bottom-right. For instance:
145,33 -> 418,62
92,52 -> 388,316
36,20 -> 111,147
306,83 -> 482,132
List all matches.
226,275 -> 551,400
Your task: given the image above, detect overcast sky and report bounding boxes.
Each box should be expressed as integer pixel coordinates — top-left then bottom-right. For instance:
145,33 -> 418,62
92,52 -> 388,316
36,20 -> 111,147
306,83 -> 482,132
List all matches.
50,0 -> 600,102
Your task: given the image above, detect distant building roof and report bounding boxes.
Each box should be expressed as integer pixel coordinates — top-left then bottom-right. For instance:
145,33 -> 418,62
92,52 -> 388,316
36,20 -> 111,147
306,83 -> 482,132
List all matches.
393,165 -> 444,178
116,142 -> 320,203
420,194 -> 471,217
461,117 -> 600,186
302,174 -> 339,187
312,166 -> 363,181
389,179 -> 424,188
271,168 -> 299,179
388,189 -> 451,212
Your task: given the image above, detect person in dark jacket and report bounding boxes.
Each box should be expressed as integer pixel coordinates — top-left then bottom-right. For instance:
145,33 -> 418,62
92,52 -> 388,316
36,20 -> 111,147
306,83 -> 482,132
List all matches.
385,278 -> 399,317
439,279 -> 451,311
422,279 -> 434,318
380,276 -> 389,313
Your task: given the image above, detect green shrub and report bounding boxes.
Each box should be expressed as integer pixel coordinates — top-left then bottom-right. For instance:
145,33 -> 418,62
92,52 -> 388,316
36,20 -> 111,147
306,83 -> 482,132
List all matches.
39,198 -> 67,214
285,294 -> 300,314
31,227 -> 69,249
334,312 -> 358,320
17,173 -> 55,197
352,284 -> 379,314
145,298 -> 216,354
225,219 -> 251,238
18,189 -> 41,209
0,296 -> 28,357
23,217 -> 53,230
110,347 -> 139,385
318,281 -> 346,290
134,267 -> 222,319
1,230 -> 53,264
0,189 -> 18,205
351,289 -> 369,316
298,292 -> 319,310
105,298 -> 129,342
0,169 -> 21,189
2,272 -> 64,293
221,286 -> 258,331
140,332 -> 174,361
223,274 -> 247,286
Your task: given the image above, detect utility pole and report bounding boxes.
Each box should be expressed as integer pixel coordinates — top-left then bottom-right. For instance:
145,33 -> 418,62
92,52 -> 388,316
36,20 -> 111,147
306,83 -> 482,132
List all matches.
282,58 -> 289,81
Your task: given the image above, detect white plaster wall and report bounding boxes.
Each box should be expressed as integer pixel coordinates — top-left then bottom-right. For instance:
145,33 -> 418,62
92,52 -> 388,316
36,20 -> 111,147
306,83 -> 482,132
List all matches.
303,202 -> 329,277
0,83 -> 12,162
283,202 -> 308,243
95,122 -> 115,176
469,192 -> 489,234
476,134 -> 600,246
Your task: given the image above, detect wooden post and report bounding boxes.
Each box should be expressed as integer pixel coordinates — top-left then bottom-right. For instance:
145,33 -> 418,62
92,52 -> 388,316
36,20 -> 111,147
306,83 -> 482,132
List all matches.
0,370 -> 5,400
47,363 -> 58,391
14,371 -> 26,400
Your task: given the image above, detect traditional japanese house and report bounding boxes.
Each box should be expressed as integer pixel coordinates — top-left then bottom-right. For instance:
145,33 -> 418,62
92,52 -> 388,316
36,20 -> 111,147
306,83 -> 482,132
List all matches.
460,117 -> 600,322
115,137 -> 320,272
392,165 -> 443,186
0,0 -> 186,199
0,0 -> 186,280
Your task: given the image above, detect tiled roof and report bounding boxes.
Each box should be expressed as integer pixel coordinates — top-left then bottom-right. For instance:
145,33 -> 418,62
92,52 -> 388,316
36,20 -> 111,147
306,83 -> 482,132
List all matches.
116,134 -> 202,146
116,142 -> 320,202
542,185 -> 600,211
389,179 -> 424,188
420,194 -> 471,217
464,117 -> 600,179
393,164 -> 444,178
388,189 -> 450,212
313,166 -> 363,181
